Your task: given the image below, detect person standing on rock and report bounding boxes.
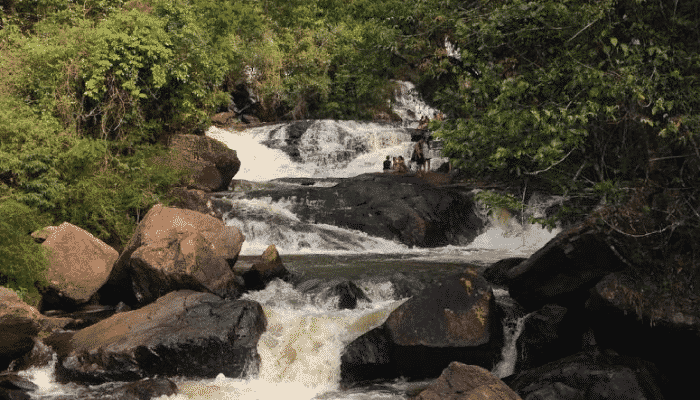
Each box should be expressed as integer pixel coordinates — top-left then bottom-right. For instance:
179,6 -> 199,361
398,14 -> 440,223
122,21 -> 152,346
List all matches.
412,139 -> 426,172
383,155 -> 392,172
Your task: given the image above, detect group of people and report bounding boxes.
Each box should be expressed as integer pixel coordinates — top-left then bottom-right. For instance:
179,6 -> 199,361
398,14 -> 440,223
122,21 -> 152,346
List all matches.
382,138 -> 432,174
383,155 -> 408,173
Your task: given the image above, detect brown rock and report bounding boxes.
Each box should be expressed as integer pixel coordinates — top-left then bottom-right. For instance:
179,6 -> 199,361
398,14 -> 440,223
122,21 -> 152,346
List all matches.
413,362 -> 521,400
341,268 -> 503,383
100,204 -> 245,306
39,222 -> 118,309
167,187 -> 223,219
385,267 -> 495,347
167,134 -> 240,192
242,245 -> 292,291
211,111 -> 237,127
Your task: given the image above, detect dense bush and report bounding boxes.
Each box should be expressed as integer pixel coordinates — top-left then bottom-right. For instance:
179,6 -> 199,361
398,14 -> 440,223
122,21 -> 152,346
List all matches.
0,199 -> 50,305
1,0 -> 699,297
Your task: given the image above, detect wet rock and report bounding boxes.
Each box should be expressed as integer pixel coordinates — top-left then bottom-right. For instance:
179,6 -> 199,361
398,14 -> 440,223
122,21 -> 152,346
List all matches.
98,205 -> 245,307
389,272 -> 427,299
50,290 -> 265,384
330,281 -> 371,310
0,372 -> 37,400
7,340 -> 54,372
38,222 -> 118,311
483,258 -> 526,287
0,288 -> 71,371
341,267 -> 503,383
505,348 -> 665,400
0,316 -> 38,373
165,134 -> 241,192
506,224 -> 625,311
411,362 -> 521,400
514,304 -> 584,373
242,245 -> 293,291
245,173 -> 483,248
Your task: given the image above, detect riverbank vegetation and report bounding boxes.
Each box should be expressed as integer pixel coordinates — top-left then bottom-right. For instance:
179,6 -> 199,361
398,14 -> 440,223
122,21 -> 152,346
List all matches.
1,0 -> 698,299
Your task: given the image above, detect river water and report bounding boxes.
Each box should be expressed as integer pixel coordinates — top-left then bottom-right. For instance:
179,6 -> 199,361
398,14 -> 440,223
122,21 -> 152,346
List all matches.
21,111 -> 558,399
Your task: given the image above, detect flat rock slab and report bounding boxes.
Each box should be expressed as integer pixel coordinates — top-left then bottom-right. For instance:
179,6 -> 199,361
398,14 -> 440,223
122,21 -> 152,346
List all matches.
50,290 -> 266,384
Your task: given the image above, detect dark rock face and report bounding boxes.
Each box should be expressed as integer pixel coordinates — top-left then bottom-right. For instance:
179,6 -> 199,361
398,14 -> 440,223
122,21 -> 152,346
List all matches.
245,173 -> 483,248
294,279 -> 370,310
49,290 -> 266,384
506,224 -> 626,311
0,372 -> 38,400
390,272 -> 427,299
341,267 -> 503,384
483,258 -> 526,287
330,281 -> 371,310
412,362 -> 521,400
505,349 -> 666,400
0,316 -> 39,372
586,272 -> 700,399
514,304 -> 585,373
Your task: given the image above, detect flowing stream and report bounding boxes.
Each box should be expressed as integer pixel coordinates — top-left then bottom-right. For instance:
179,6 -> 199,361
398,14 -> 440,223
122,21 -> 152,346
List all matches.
21,84 -> 558,399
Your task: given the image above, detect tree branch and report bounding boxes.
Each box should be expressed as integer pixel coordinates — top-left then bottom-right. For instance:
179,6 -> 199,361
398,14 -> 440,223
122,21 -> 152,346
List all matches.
525,148 -> 576,176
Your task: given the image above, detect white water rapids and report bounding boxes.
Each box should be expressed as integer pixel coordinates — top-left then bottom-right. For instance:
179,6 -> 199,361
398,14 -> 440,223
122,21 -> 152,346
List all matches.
20,84 -> 558,400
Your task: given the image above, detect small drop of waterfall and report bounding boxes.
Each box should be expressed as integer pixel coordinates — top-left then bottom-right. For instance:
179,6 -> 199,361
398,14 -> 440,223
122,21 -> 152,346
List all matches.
391,81 -> 440,126
492,288 -> 531,378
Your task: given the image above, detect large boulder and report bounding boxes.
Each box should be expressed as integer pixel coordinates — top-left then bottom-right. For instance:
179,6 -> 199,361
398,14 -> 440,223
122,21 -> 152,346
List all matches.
244,173 -> 484,247
166,134 -> 241,192
341,267 -> 503,384
47,290 -> 266,384
506,224 -> 626,311
38,222 -> 118,310
505,348 -> 666,400
586,271 -> 700,399
412,362 -> 521,400
98,205 -> 245,307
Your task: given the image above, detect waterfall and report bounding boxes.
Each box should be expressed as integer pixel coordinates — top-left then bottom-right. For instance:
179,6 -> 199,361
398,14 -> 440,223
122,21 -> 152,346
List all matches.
491,289 -> 531,378
207,120 -> 417,181
159,280 -> 407,400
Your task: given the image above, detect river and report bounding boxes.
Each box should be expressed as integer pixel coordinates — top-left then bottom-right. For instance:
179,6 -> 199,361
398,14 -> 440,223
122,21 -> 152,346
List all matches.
20,115 -> 558,399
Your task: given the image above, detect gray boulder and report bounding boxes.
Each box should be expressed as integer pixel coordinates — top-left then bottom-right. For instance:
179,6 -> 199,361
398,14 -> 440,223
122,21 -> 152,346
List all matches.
48,290 -> 265,384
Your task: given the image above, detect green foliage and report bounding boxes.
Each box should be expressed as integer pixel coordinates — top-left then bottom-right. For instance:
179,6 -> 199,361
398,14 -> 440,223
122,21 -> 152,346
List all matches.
429,0 -> 700,200
0,199 -> 50,305
474,190 -> 523,214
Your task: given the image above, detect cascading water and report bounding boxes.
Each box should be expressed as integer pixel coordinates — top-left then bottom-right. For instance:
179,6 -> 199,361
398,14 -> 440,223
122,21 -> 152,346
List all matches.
157,280 -> 409,400
20,83 -> 561,400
